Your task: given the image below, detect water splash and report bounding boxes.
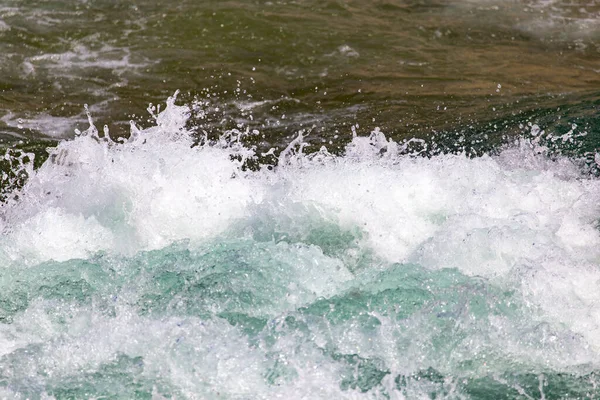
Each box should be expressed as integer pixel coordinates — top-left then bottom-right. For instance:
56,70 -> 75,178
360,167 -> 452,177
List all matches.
1,94 -> 600,398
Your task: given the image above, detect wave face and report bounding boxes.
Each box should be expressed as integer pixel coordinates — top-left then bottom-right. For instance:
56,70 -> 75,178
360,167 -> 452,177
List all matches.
2,96 -> 600,399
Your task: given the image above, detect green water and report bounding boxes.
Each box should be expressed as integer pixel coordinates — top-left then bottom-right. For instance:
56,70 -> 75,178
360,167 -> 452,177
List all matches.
2,1 -> 600,399
1,0 -> 599,150
1,237 -> 597,399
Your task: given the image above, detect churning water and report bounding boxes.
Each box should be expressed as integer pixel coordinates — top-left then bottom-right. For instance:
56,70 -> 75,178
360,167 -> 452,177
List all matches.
1,1 -> 600,399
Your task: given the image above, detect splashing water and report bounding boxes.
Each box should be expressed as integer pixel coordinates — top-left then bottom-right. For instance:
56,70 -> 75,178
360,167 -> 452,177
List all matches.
1,93 -> 600,399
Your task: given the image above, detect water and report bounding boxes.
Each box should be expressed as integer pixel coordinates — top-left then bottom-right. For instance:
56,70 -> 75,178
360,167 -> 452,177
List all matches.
1,1 -> 600,399
1,0 -> 599,146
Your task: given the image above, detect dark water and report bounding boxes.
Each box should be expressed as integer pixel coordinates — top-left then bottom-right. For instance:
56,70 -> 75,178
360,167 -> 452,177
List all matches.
1,0 -> 599,147
1,1 -> 600,399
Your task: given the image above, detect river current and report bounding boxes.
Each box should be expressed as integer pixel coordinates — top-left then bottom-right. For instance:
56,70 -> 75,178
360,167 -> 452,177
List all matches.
1,1 -> 600,399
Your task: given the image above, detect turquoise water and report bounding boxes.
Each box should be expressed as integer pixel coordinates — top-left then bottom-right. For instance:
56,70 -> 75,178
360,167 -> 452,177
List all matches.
1,1 -> 600,399
1,97 -> 600,398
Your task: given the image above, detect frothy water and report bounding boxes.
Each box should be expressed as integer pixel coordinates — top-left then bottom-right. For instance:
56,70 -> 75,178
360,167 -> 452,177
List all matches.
1,94 -> 600,398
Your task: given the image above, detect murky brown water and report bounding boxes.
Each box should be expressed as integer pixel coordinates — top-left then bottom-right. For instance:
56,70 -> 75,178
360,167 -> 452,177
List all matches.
0,0 -> 598,151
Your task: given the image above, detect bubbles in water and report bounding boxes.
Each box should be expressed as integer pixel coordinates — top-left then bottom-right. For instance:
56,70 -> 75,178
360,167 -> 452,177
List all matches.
1,93 -> 600,398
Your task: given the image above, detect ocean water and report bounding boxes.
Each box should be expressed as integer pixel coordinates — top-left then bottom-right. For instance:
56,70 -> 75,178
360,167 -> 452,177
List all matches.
1,1 -> 600,399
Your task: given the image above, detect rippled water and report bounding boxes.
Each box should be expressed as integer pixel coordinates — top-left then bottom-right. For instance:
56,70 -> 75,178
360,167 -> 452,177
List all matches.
1,0 -> 599,145
1,1 -> 600,399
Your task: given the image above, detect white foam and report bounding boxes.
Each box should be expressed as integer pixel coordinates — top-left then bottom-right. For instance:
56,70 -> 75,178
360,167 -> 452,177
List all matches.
7,207 -> 114,262
453,0 -> 600,41
1,111 -> 87,138
3,93 -> 600,374
1,99 -> 264,264
325,45 -> 360,58
0,299 -> 389,399
26,44 -> 152,76
272,133 -> 600,354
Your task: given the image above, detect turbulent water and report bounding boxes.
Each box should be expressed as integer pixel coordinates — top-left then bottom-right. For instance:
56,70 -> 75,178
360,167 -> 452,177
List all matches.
1,1 -> 600,399
0,94 -> 598,399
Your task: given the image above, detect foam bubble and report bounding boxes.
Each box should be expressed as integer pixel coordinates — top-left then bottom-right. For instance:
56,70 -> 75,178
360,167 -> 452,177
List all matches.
3,94 -> 600,397
1,94 -> 265,262
26,44 -> 152,77
7,207 -> 114,263
1,112 -> 87,138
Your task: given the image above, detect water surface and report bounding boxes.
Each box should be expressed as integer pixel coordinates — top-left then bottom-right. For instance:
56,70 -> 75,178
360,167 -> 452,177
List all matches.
1,1 -> 600,399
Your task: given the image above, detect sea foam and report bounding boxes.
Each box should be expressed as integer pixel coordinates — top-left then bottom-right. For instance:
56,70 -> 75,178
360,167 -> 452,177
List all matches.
2,93 -> 600,398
